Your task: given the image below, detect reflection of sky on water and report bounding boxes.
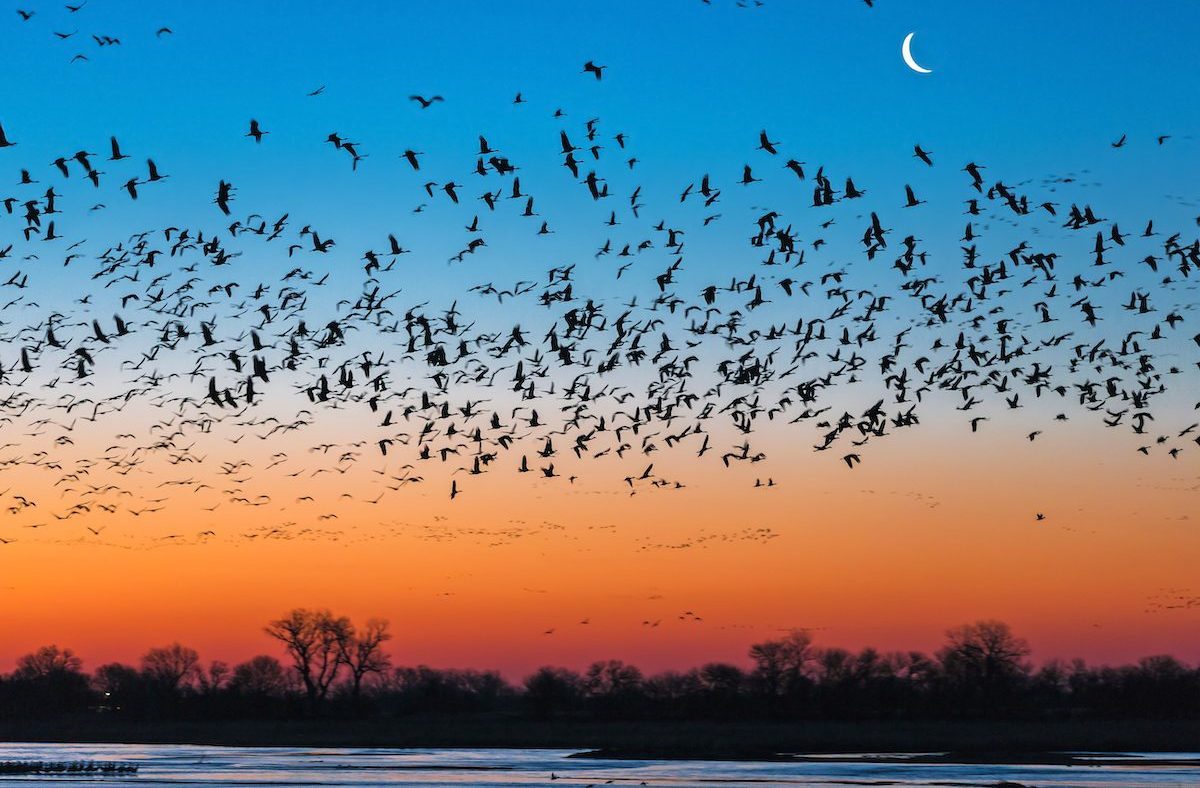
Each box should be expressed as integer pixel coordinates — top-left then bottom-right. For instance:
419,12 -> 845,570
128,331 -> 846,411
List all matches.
0,743 -> 1198,786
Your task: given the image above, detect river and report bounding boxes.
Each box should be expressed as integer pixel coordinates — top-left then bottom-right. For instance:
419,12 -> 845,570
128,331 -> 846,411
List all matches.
0,744 -> 1197,786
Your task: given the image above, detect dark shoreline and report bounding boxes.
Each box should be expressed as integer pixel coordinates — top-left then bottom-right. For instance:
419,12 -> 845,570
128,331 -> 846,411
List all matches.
572,749 -> 1200,767
3,716 -> 1197,762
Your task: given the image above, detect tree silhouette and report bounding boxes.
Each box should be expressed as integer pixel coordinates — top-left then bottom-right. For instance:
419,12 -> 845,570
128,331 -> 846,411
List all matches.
584,659 -> 644,715
264,608 -> 351,713
523,666 -> 581,718
3,617 -> 1198,728
937,620 -> 1031,711
230,655 -> 291,699
749,629 -> 815,711
7,645 -> 90,715
339,618 -> 391,700
14,645 -> 82,679
140,643 -> 200,692
196,660 -> 231,696
92,662 -> 142,712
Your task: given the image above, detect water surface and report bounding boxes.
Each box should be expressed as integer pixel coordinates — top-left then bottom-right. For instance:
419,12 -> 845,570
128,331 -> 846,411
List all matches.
0,743 -> 1197,786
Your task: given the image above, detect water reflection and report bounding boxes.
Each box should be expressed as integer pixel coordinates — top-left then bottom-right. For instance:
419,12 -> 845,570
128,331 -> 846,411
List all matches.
0,743 -> 1197,787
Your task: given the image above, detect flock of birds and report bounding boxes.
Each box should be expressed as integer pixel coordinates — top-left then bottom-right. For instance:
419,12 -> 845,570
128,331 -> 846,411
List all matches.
0,4 -> 1198,556
13,1 -> 174,63
13,0 -> 763,66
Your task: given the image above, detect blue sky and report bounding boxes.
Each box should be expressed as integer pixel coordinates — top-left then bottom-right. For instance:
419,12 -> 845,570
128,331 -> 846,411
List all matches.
4,0 -> 1198,399
7,0 -> 1197,229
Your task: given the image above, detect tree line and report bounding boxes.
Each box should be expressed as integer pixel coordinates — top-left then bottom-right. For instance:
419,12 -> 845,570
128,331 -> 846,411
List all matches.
1,611 -> 1196,722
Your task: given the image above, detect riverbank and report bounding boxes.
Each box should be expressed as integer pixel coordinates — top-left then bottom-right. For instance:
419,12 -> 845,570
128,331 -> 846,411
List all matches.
3,716 -> 1197,758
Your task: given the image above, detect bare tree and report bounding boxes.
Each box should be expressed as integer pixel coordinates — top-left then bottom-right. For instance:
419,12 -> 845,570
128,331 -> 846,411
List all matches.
339,618 -> 392,700
583,659 -> 643,699
937,619 -> 1030,694
749,629 -> 815,701
140,643 -> 200,691
523,666 -> 582,718
698,662 -> 745,706
264,608 -> 351,712
196,660 -> 231,696
230,655 -> 292,698
14,645 -> 82,679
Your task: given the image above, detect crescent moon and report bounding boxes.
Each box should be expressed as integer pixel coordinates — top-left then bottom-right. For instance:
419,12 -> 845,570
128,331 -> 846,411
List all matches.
902,32 -> 932,74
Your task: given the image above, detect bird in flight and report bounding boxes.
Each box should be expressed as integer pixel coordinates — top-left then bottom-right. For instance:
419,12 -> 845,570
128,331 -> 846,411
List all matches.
0,27 -> 1191,563
246,119 -> 268,143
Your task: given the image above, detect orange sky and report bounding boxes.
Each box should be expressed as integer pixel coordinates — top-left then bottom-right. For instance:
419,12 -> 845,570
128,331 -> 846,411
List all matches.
3,419 -> 1197,678
1,0 -> 1198,692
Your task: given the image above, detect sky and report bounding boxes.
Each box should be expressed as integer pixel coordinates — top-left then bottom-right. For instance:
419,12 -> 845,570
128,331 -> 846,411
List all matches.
0,0 -> 1198,677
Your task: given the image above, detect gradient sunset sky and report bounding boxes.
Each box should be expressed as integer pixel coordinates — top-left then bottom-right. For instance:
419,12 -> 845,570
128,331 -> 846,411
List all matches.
1,0 -> 1198,677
